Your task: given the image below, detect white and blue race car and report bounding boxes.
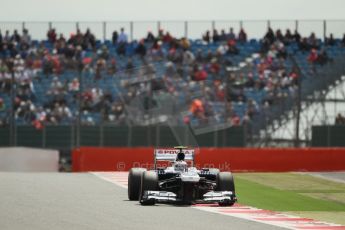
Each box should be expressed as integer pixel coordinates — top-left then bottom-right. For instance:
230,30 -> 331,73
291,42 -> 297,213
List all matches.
128,146 -> 237,206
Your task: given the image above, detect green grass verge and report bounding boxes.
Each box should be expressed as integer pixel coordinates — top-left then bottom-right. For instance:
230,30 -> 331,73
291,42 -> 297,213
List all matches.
234,177 -> 345,211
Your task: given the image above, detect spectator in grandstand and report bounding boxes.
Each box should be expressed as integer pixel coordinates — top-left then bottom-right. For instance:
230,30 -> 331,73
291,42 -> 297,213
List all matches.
3,30 -> 11,43
112,30 -> 118,45
135,39 -> 147,57
293,30 -> 301,43
284,29 -> 294,44
107,58 -> 117,74
163,32 -> 173,44
275,29 -> 284,42
21,29 -> 31,45
219,29 -> 227,41
68,78 -> 79,93
182,50 -> 195,65
0,98 -> 5,112
192,65 -> 208,81
308,32 -> 319,49
180,37 -> 190,50
83,28 -> 96,49
11,30 -> 21,43
227,27 -> 236,40
238,28 -> 247,43
107,101 -> 125,124
299,37 -> 310,52
229,113 -> 241,126
326,33 -> 335,46
116,41 -> 127,56
146,31 -> 155,43
203,30 -> 211,43
189,98 -> 207,123
341,34 -> 345,47
335,113 -> 345,125
317,48 -> 332,65
227,39 -> 239,55
264,27 -> 275,44
47,28 -> 57,43
246,99 -> 259,118
212,29 -> 220,42
117,28 -> 128,44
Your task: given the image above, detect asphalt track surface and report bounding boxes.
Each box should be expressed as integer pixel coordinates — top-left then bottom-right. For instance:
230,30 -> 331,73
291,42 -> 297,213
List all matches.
0,172 -> 284,230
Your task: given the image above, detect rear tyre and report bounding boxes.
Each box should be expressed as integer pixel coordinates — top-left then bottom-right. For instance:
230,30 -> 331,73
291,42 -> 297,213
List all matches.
128,168 -> 146,200
217,172 -> 235,207
139,171 -> 159,205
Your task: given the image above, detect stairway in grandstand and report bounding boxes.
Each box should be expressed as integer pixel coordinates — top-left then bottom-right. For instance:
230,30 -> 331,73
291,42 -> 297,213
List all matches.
251,45 -> 345,147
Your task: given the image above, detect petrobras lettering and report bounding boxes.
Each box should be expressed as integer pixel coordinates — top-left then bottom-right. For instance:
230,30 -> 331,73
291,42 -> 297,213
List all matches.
155,149 -> 195,154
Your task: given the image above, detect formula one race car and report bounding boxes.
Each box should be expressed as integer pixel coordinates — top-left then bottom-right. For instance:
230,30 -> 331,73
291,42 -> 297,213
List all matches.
128,146 -> 237,206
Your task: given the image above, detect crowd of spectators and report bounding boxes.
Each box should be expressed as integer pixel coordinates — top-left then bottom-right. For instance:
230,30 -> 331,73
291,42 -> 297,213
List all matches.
0,25 -> 344,128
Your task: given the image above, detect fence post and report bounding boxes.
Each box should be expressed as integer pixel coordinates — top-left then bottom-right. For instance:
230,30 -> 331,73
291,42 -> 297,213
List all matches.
71,125 -> 75,149
323,20 -> 327,41
156,126 -> 160,147
157,21 -> 161,34
100,124 -> 104,147
130,21 -> 134,41
267,20 -> 271,29
295,20 -> 298,32
127,126 -> 132,147
239,20 -> 243,29
212,20 -> 216,32
49,22 -> 52,30
76,22 -> 79,32
42,126 -> 46,148
184,21 -> 188,38
22,22 -> 25,31
103,21 -> 106,41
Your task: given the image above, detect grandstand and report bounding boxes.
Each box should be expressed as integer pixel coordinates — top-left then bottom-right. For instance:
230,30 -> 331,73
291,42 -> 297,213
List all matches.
1,20 -> 345,149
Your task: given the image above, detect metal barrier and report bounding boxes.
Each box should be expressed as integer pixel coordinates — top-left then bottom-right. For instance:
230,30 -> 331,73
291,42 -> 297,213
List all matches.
0,125 -> 245,148
1,20 -> 345,40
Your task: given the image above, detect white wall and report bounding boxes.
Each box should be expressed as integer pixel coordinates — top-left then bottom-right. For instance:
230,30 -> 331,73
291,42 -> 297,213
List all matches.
0,147 -> 59,172
1,0 -> 345,39
0,0 -> 344,21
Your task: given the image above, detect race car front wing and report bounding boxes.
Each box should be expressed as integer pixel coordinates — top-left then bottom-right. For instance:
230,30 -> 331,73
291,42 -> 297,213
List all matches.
140,190 -> 237,204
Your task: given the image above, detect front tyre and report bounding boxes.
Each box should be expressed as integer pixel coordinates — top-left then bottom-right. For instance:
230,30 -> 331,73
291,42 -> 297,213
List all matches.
128,168 -> 146,200
217,172 -> 236,207
139,171 -> 159,205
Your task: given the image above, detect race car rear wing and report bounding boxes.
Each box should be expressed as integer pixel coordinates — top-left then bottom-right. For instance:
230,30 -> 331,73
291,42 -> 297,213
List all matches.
154,148 -> 195,168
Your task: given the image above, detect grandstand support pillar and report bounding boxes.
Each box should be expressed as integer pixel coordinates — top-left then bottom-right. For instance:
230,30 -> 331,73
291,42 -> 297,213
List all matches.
184,21 -> 188,38
127,126 -> 132,147
9,60 -> 16,146
323,20 -> 327,41
130,21 -> 134,41
103,21 -> 106,41
289,54 -> 302,147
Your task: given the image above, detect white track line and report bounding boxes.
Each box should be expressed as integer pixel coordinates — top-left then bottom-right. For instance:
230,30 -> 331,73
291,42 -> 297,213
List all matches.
92,172 -> 345,230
